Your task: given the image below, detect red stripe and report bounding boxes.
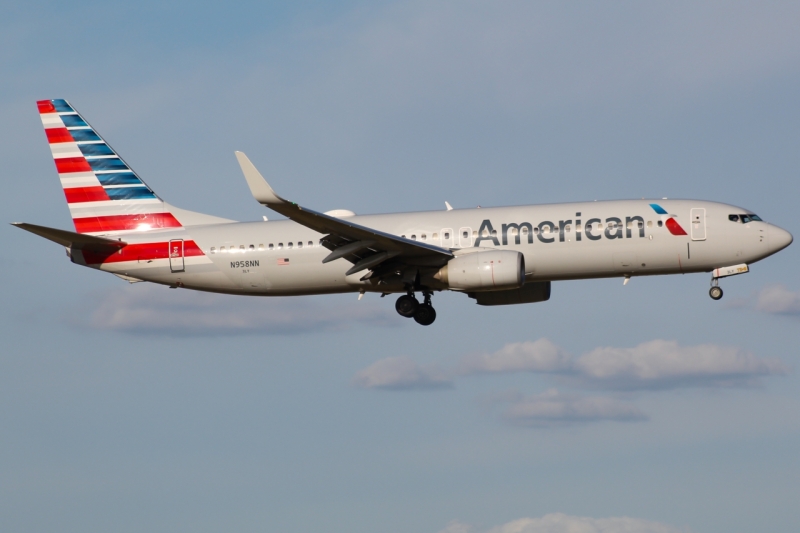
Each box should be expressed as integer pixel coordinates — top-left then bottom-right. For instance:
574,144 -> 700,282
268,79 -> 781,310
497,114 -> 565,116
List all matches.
73,213 -> 182,234
82,240 -> 204,265
64,186 -> 110,203
46,127 -> 73,144
55,157 -> 92,173
37,100 -> 56,114
665,218 -> 688,236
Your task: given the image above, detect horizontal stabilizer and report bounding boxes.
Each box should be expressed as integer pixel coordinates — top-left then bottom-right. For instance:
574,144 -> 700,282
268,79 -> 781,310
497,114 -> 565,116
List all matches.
11,222 -> 126,249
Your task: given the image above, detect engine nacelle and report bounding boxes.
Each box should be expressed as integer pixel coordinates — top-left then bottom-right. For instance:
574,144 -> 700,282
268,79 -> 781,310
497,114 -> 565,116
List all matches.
435,250 -> 524,291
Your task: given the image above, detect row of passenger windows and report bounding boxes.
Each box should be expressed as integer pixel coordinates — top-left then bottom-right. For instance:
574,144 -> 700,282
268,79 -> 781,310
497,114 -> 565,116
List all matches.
209,219 -> 672,255
401,220 -> 651,240
210,240 -> 319,254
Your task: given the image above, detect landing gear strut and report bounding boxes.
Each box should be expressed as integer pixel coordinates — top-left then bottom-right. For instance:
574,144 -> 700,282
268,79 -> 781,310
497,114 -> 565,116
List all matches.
709,277 -> 723,300
395,290 -> 437,325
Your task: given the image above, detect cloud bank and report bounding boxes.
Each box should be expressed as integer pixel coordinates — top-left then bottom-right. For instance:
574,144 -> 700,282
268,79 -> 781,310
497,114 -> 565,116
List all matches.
500,389 -> 647,428
463,339 -> 788,390
351,357 -> 451,390
754,285 -> 800,316
439,513 -> 693,533
80,285 -> 396,336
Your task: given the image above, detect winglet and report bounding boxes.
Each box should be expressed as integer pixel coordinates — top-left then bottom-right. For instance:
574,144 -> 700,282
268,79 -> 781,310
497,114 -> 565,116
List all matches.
235,151 -> 285,206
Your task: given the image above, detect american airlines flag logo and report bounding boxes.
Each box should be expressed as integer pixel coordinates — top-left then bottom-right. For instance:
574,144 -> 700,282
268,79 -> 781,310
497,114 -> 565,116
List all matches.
277,258 -> 290,265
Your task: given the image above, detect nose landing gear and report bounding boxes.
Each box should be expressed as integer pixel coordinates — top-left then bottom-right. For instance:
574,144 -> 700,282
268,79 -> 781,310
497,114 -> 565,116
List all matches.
395,290 -> 437,325
709,277 -> 723,300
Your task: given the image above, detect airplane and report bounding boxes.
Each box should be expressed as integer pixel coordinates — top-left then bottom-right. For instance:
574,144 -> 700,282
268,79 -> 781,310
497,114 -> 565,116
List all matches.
13,99 -> 794,326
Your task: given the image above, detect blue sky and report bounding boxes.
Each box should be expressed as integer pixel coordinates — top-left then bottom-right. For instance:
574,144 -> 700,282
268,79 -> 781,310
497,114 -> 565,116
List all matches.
2,2 -> 800,532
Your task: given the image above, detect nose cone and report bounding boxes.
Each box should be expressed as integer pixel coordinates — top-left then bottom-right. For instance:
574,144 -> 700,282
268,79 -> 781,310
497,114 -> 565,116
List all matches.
769,225 -> 793,253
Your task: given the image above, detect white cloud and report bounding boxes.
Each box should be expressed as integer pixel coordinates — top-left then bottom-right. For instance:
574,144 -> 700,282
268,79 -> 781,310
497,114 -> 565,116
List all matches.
754,285 -> 800,315
501,389 -> 646,428
460,339 -> 788,390
459,339 -> 571,375
80,285 -> 396,336
574,340 -> 788,389
441,513 -> 692,533
351,357 -> 452,390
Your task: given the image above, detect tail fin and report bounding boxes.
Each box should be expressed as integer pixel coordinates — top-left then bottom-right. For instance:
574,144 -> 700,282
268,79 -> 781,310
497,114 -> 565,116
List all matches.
37,98 -> 184,235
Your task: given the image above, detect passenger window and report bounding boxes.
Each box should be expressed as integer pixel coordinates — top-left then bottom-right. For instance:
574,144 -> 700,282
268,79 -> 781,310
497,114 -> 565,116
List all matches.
638,221 -> 644,229
444,232 -> 450,239
249,244 -> 255,250
729,214 -> 739,222
533,227 -> 539,234
210,247 -> 216,254
565,225 -> 571,232
647,221 -> 652,228
472,230 -> 478,238
239,245 -> 245,251
288,242 -> 293,249
421,234 -> 426,241
657,221 -> 662,227
278,243 -> 283,249
269,244 -> 274,250
297,242 -> 303,249
258,244 -> 264,250
308,241 -> 313,247
462,231 -> 468,239
220,246 -> 226,253
411,235 -> 416,240
433,233 -> 438,239
521,227 -> 528,234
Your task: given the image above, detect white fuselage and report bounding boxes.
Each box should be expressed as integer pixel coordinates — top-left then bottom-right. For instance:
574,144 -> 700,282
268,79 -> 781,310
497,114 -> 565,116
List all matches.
70,199 -> 791,296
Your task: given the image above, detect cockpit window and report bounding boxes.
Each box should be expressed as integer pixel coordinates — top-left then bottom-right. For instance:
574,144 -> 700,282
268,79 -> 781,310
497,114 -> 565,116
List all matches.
730,214 -> 763,223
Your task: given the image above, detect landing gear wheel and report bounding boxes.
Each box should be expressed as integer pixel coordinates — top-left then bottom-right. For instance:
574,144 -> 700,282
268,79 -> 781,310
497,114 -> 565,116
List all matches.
709,286 -> 723,300
395,294 -> 419,317
413,304 -> 436,326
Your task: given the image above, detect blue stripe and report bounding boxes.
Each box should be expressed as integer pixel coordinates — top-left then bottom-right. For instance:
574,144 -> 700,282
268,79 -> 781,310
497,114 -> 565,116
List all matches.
61,114 -> 88,128
52,99 -> 74,113
104,187 -> 157,200
79,144 -> 115,157
649,203 -> 668,215
70,129 -> 101,142
88,158 -> 128,171
95,172 -> 142,186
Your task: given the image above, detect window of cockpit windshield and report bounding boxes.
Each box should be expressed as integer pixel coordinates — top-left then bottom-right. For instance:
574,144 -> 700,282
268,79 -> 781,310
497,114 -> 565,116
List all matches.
748,214 -> 763,221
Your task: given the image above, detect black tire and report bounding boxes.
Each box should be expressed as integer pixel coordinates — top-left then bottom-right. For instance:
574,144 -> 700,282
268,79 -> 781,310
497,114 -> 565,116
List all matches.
709,286 -> 723,300
413,304 -> 436,326
395,294 -> 419,317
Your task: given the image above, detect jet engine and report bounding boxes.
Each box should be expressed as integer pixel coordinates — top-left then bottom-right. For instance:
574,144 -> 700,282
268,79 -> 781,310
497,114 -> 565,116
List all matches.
434,250 -> 524,291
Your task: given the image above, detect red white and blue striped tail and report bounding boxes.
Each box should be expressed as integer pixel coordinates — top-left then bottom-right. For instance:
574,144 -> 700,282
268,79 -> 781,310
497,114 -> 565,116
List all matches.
37,99 -> 183,235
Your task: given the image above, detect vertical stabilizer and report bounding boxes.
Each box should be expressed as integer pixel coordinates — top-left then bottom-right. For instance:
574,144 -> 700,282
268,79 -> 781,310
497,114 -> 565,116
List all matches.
37,99 -> 182,235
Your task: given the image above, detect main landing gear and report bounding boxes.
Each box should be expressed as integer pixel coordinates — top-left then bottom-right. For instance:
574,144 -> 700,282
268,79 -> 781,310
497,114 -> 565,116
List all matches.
395,291 -> 436,326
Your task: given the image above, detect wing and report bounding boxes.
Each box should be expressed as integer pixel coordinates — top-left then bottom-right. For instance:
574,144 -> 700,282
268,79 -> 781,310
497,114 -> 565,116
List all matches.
235,152 -> 453,281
